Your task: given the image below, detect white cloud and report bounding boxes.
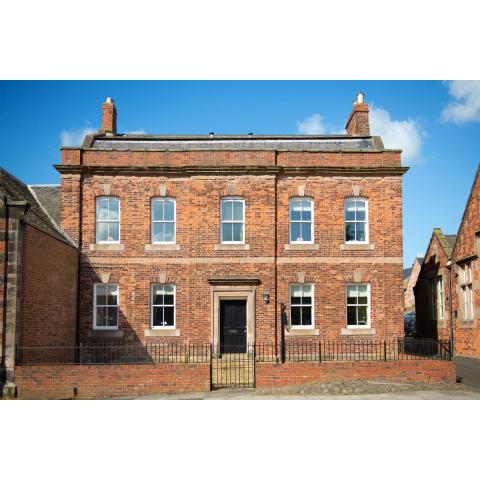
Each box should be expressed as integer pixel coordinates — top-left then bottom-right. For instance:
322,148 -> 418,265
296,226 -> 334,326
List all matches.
369,106 -> 423,166
126,129 -> 146,134
60,126 -> 96,146
297,114 -> 326,135
442,80 -> 480,124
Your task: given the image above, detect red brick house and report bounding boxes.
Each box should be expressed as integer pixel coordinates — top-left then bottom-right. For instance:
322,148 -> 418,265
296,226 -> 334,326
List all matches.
0,168 -> 78,396
414,228 -> 456,340
56,94 -> 407,352
450,164 -> 480,356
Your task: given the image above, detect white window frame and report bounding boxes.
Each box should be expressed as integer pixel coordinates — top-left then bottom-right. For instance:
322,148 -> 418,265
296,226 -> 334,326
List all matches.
346,283 -> 371,329
430,278 -> 437,321
461,263 -> 474,320
220,197 -> 245,244
151,284 -> 176,329
344,197 -> 369,244
93,283 -> 119,330
289,197 -> 314,244
151,197 -> 176,245
289,283 -> 314,329
95,196 -> 120,244
437,276 -> 445,320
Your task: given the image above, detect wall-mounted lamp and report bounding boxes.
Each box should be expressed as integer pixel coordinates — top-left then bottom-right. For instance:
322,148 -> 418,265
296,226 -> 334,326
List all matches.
263,290 -> 270,304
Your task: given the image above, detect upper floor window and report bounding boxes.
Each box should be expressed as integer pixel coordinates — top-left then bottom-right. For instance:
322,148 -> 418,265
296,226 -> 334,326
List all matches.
94,283 -> 119,329
346,284 -> 370,328
221,197 -> 245,243
289,198 -> 313,243
290,284 -> 314,328
461,262 -> 474,320
345,198 -> 368,243
96,196 -> 120,243
151,284 -> 176,328
152,198 -> 176,244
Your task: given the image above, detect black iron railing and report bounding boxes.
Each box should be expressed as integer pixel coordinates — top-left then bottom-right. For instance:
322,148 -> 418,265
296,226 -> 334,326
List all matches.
16,338 -> 451,366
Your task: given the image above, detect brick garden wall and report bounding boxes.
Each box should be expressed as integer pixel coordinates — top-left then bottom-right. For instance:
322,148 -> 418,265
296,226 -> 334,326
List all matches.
15,363 -> 210,399
256,360 -> 456,388
20,224 -> 78,348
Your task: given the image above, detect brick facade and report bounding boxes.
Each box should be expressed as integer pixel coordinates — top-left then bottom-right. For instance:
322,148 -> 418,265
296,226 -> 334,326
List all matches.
451,165 -> 480,356
404,256 -> 423,312
55,96 -> 407,351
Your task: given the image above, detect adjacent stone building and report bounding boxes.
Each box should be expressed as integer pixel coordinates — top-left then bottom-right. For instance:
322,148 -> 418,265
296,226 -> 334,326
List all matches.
54,94 -> 407,355
0,168 -> 78,396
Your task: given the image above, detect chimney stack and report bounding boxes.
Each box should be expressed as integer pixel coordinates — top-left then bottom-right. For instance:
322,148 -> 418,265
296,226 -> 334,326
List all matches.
345,92 -> 370,136
100,97 -> 117,134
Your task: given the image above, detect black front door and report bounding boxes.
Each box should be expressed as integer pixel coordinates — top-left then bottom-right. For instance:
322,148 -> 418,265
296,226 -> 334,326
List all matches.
220,299 -> 247,353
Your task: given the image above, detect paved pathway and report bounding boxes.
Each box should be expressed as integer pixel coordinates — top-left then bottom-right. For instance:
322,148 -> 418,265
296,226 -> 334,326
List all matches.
454,356 -> 480,390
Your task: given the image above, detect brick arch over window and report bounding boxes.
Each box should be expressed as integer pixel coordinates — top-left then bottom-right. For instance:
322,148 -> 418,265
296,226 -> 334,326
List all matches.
340,269 -> 378,284
93,185 -> 121,198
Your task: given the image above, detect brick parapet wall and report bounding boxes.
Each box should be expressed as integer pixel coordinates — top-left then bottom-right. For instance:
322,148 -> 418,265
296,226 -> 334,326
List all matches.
15,363 -> 210,399
255,360 -> 456,388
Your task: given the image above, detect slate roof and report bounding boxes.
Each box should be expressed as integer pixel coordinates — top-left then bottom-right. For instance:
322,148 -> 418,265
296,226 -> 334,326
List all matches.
0,167 -> 73,246
87,134 -> 389,152
445,235 -> 457,253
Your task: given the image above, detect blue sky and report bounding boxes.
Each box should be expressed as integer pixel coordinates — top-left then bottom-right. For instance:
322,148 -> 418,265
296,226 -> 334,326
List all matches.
1,80 -> 479,267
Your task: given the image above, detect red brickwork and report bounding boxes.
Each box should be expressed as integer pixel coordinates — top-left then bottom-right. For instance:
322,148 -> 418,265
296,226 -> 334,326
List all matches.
451,166 -> 480,356
15,363 -> 210,399
256,359 -> 456,388
346,103 -> 370,136
415,233 -> 452,340
20,224 -> 78,348
0,204 -> 6,367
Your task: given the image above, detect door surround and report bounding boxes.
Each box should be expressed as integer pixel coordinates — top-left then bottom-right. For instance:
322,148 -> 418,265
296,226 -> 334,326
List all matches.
211,285 -> 256,352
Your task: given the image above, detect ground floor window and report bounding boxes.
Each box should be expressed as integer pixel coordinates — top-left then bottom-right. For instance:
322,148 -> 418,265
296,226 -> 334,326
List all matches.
152,284 -> 176,328
290,284 -> 313,328
461,262 -> 474,320
346,284 -> 370,327
94,284 -> 119,329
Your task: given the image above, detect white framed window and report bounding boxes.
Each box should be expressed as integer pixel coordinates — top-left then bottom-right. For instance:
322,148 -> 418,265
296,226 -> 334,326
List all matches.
345,198 -> 368,243
289,197 -> 313,243
151,284 -> 176,328
430,278 -> 437,321
96,196 -> 120,243
151,198 -> 176,244
461,262 -> 474,320
93,283 -> 119,330
346,284 -> 370,328
220,197 -> 245,243
290,284 -> 314,328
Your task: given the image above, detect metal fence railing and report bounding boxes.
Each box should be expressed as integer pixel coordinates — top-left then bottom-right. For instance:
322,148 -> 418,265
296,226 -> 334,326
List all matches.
16,338 -> 451,366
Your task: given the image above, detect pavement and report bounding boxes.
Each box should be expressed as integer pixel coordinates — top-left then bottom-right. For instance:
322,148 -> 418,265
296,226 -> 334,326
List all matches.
454,356 -> 480,390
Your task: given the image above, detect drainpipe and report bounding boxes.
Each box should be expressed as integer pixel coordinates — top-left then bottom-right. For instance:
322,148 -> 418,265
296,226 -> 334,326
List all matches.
447,259 -> 454,357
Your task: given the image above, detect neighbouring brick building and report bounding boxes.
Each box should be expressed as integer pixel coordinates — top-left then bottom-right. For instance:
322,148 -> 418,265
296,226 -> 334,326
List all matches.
414,228 -> 456,340
403,254 -> 423,313
415,164 -> 480,357
0,168 -> 78,396
55,93 -> 407,356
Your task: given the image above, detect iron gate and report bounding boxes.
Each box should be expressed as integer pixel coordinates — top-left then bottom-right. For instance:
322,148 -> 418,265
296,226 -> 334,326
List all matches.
211,343 -> 255,389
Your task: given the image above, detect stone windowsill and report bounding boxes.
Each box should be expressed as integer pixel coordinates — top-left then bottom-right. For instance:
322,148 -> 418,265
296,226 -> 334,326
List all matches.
144,328 -> 181,337
145,243 -> 181,252
89,243 -> 125,252
340,243 -> 375,251
284,243 -> 320,251
214,243 -> 250,251
88,329 -> 124,338
341,327 -> 376,336
459,319 -> 475,329
286,328 -> 320,336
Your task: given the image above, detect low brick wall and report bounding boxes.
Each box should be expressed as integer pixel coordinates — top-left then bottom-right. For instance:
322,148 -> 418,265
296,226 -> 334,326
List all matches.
15,363 -> 210,399
256,360 -> 456,388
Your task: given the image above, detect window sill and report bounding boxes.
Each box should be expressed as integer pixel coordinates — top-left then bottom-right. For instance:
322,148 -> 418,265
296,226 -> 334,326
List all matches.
286,328 -> 319,336
341,328 -> 376,336
88,329 -> 124,338
340,243 -> 375,251
459,320 -> 475,329
90,243 -> 125,252
284,243 -> 319,251
214,243 -> 250,251
144,328 -> 180,337
145,244 -> 181,252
